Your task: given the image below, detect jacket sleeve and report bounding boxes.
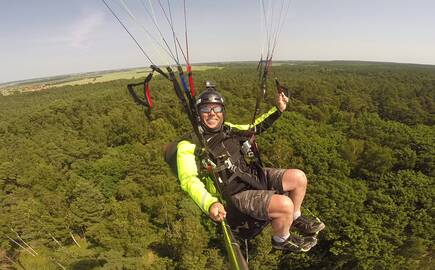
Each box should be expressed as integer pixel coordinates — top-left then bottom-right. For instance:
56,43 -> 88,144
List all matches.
177,140 -> 219,214
225,106 -> 281,134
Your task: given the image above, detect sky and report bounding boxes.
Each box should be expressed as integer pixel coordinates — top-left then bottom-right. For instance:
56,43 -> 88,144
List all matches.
1,0 -> 435,84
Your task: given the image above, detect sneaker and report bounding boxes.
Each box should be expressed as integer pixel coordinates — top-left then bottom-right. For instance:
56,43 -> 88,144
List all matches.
291,216 -> 325,235
272,234 -> 318,252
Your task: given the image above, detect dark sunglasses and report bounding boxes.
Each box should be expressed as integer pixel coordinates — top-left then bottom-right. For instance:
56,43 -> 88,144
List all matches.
199,104 -> 224,114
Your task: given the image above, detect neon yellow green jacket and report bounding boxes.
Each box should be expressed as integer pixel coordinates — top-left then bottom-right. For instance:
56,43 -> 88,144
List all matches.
176,107 -> 279,214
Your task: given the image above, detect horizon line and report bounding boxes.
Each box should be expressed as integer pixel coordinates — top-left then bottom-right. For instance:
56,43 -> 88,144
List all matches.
2,59 -> 435,86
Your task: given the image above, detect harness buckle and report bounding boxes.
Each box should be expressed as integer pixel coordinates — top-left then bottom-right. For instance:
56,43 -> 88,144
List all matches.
224,158 -> 236,172
202,158 -> 216,173
241,140 -> 255,161
211,157 -> 236,173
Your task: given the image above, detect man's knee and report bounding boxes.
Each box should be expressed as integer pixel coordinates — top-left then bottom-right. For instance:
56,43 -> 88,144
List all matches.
282,169 -> 308,191
268,195 -> 294,218
293,169 -> 307,187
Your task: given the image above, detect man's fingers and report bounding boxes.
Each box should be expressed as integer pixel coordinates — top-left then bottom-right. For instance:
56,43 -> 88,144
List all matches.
279,93 -> 289,105
217,212 -> 226,222
209,203 -> 226,222
214,204 -> 226,221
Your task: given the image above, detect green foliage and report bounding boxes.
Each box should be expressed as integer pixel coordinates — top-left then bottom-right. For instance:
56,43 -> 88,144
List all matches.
0,62 -> 433,269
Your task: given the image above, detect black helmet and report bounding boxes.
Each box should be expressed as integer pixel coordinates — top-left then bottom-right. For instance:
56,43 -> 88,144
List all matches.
196,81 -> 224,108
196,82 -> 225,133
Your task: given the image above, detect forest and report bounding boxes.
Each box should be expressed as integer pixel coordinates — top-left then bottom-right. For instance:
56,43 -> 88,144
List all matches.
0,61 -> 433,269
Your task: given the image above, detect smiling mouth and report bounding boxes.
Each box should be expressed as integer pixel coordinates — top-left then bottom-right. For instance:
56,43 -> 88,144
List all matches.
206,117 -> 220,125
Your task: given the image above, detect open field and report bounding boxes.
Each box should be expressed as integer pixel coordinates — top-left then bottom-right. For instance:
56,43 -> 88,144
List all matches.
0,65 -> 221,96
52,68 -> 151,87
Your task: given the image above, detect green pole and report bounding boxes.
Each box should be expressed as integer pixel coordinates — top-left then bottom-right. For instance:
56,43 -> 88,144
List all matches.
221,220 -> 249,270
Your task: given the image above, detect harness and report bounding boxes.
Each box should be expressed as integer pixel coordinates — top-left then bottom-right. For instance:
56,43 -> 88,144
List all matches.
164,129 -> 270,240
201,127 -> 271,240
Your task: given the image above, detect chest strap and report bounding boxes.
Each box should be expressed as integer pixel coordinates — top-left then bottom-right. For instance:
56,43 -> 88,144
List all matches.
211,157 -> 266,190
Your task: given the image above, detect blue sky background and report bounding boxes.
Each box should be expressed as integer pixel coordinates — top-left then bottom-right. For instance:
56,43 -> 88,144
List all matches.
1,0 -> 434,83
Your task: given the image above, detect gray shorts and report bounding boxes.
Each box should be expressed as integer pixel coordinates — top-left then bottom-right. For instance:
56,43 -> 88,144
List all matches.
231,168 -> 286,221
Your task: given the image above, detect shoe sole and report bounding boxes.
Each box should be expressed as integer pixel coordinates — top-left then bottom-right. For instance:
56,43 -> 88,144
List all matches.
272,244 -> 316,253
298,222 -> 326,236
272,237 -> 318,253
310,222 -> 326,236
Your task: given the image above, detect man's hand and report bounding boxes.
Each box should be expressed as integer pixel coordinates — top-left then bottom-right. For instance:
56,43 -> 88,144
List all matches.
209,202 -> 226,222
276,92 -> 289,112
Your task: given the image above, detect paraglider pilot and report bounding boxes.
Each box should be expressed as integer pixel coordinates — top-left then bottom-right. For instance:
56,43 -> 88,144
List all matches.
177,83 -> 325,252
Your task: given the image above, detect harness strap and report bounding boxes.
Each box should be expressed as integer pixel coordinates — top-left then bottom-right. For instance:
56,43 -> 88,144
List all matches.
211,157 -> 266,191
229,167 -> 265,190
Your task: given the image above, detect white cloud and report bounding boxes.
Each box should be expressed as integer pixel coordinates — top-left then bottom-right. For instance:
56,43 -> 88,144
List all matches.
37,8 -> 105,50
69,9 -> 105,49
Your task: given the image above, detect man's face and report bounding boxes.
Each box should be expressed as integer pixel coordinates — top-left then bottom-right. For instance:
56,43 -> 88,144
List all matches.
199,103 -> 224,130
